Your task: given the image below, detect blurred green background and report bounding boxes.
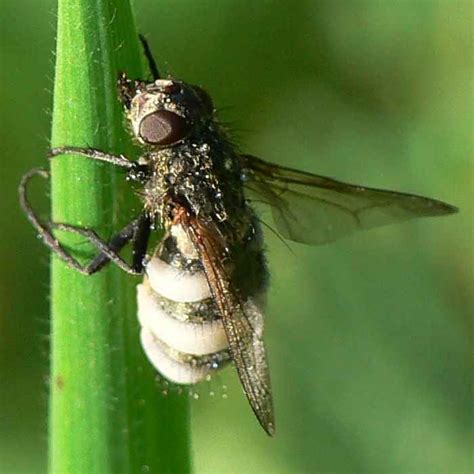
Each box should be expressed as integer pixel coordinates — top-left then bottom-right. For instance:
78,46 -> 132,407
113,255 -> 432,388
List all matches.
1,1 -> 472,473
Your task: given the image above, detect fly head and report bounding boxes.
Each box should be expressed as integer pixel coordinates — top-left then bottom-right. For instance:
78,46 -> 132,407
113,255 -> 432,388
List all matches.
120,73 -> 215,147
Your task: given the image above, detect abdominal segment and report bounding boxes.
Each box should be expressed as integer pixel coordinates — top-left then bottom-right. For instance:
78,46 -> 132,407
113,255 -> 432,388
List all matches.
137,277 -> 231,384
137,221 -> 267,385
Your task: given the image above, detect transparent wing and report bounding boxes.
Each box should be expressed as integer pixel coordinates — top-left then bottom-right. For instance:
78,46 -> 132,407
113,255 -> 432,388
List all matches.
184,213 -> 275,436
240,154 -> 458,245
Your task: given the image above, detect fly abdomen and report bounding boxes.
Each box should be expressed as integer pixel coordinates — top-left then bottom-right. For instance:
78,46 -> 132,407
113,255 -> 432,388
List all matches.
139,326 -> 231,385
137,280 -> 228,356
137,223 -> 231,384
137,219 -> 267,385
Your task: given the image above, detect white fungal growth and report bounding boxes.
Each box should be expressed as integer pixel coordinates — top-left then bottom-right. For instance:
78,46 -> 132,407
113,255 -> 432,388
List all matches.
140,327 -> 220,384
137,222 -> 266,386
137,280 -> 228,355
145,257 -> 211,303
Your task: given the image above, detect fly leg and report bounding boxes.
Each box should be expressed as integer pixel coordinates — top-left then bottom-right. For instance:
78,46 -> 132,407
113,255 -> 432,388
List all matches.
85,213 -> 151,274
131,213 -> 152,272
49,216 -> 148,275
19,167 -> 150,275
48,146 -> 149,182
117,35 -> 160,108
49,213 -> 152,274
49,146 -> 133,168
139,34 -> 160,80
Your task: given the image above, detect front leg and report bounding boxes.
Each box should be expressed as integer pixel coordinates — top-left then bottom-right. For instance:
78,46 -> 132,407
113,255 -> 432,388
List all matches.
49,146 -> 133,168
48,146 -> 150,182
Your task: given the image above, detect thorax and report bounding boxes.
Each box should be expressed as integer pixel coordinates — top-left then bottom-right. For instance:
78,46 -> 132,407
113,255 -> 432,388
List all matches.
142,134 -> 247,238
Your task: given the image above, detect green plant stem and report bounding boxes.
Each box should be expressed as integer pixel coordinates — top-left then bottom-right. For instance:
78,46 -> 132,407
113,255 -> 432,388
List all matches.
49,1 -> 191,473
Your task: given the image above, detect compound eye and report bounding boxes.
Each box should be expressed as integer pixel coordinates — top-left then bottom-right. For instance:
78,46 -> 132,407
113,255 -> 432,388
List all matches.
139,110 -> 190,145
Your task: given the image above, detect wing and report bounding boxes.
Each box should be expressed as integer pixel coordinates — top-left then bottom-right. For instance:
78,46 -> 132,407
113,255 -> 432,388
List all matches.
240,155 -> 458,245
181,211 -> 275,436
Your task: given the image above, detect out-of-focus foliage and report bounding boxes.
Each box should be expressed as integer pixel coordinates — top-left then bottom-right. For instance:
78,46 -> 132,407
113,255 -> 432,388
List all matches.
0,1 -> 471,473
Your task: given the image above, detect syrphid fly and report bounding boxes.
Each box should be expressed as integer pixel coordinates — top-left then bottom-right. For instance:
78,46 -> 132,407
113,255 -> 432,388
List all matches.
19,37 -> 458,436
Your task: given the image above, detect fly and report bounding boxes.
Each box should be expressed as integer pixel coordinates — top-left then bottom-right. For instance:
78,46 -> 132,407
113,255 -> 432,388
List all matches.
19,36 -> 458,436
